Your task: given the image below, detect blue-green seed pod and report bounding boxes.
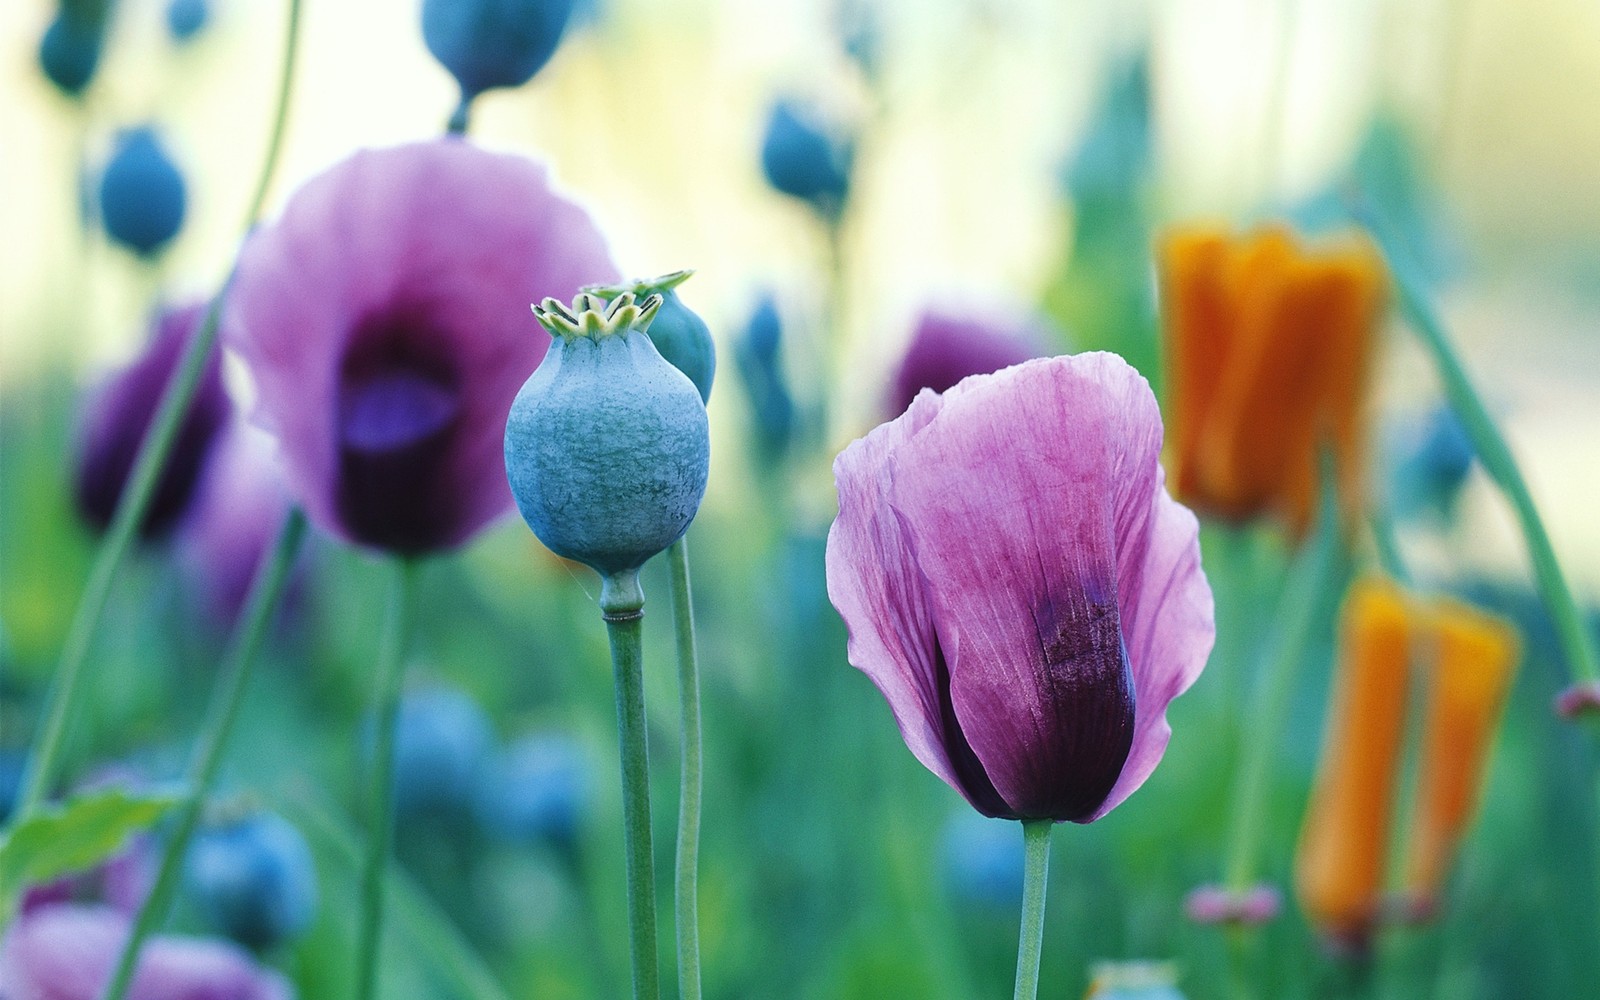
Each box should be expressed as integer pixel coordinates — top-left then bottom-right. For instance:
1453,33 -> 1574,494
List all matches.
505,290 -> 709,581
583,270 -> 714,403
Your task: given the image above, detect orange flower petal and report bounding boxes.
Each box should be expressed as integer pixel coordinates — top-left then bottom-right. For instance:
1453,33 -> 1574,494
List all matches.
1295,577 -> 1414,942
1404,600 -> 1519,909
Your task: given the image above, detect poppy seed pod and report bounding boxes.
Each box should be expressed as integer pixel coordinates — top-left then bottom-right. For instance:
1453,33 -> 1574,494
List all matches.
760,99 -> 852,217
39,10 -> 105,97
733,294 -> 796,465
584,270 -> 715,403
166,0 -> 209,42
505,291 -> 710,581
422,0 -> 574,102
98,126 -> 188,258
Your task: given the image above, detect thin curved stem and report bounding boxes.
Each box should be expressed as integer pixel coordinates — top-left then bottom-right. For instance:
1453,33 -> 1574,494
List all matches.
11,0 -> 305,824
98,509 -> 307,1000
354,560 -> 419,1000
1376,224 -> 1600,688
1012,820 -> 1052,1000
601,569 -> 660,1000
666,538 -> 703,1000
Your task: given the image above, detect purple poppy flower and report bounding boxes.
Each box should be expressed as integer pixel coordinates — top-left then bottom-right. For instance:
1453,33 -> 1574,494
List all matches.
888,310 -> 1042,417
0,904 -> 292,1000
826,353 -> 1213,822
73,303 -> 230,540
224,139 -> 616,555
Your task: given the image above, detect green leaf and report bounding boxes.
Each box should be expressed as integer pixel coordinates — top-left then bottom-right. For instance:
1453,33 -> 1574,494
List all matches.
0,786 -> 182,914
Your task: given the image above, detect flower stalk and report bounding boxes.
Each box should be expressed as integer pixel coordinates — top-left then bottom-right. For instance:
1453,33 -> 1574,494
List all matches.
1374,221 -> 1600,694
1012,820 -> 1052,1000
355,559 -> 420,1000
667,537 -> 703,1000
10,0 -> 303,824
98,509 -> 308,1000
601,569 -> 661,1000
1224,472 -> 1343,894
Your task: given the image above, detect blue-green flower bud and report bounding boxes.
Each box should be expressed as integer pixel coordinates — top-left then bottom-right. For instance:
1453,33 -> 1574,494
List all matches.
583,270 -> 714,403
505,290 -> 710,582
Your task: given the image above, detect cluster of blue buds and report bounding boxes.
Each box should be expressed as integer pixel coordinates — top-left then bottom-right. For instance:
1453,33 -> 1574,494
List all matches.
760,99 -> 853,220
387,685 -> 495,819
477,733 -> 590,855
185,807 -> 318,952
377,682 -> 595,855
98,126 -> 188,258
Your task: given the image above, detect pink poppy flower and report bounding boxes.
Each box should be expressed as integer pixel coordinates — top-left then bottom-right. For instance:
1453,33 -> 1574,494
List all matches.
827,353 -> 1213,822
224,139 -> 616,555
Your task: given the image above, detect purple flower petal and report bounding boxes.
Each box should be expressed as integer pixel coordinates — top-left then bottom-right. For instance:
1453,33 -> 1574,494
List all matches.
73,303 -> 229,540
0,904 -> 292,1000
827,353 -> 1213,822
888,310 -> 1041,417
225,139 -> 617,554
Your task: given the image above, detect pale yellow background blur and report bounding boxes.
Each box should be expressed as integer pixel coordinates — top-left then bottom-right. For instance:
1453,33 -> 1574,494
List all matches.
3,0 -> 1598,587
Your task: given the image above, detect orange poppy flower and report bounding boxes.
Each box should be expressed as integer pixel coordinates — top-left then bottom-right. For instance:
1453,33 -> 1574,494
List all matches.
1294,578 -> 1413,945
1294,579 -> 1520,944
1158,225 -> 1388,536
1404,599 -> 1519,914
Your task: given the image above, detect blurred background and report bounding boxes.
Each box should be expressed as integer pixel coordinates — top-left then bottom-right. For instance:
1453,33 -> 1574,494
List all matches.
3,0 -> 1599,998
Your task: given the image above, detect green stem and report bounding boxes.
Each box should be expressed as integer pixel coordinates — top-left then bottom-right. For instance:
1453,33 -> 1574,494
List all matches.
666,539 -> 703,1000
1223,494 -> 1343,893
1368,510 -> 1411,588
354,560 -> 419,1000
10,0 -> 304,824
1012,820 -> 1052,1000
601,569 -> 660,1000
1377,225 -> 1600,687
97,509 -> 307,1000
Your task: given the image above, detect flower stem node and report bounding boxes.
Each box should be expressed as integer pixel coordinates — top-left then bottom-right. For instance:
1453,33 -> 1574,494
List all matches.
1183,883 -> 1282,927
1555,681 -> 1600,720
508,289 -> 711,580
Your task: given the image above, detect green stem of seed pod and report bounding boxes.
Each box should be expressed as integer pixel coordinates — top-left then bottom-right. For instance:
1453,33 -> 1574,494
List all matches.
446,91 -> 472,136
1012,820 -> 1052,1000
98,509 -> 307,1000
601,569 -> 661,1000
10,0 -> 303,826
1375,226 -> 1600,689
354,559 -> 419,1000
1223,476 -> 1343,894
666,539 -> 704,1000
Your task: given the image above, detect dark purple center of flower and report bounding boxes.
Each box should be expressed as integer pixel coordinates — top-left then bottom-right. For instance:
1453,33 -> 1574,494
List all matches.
335,312 -> 464,554
937,586 -> 1136,823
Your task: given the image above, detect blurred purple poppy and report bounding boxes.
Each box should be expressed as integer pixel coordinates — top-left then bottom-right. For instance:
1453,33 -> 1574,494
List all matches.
177,422 -> 296,624
0,904 -> 291,1000
888,310 -> 1042,417
224,140 -> 616,555
73,303 -> 230,540
826,353 -> 1213,822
